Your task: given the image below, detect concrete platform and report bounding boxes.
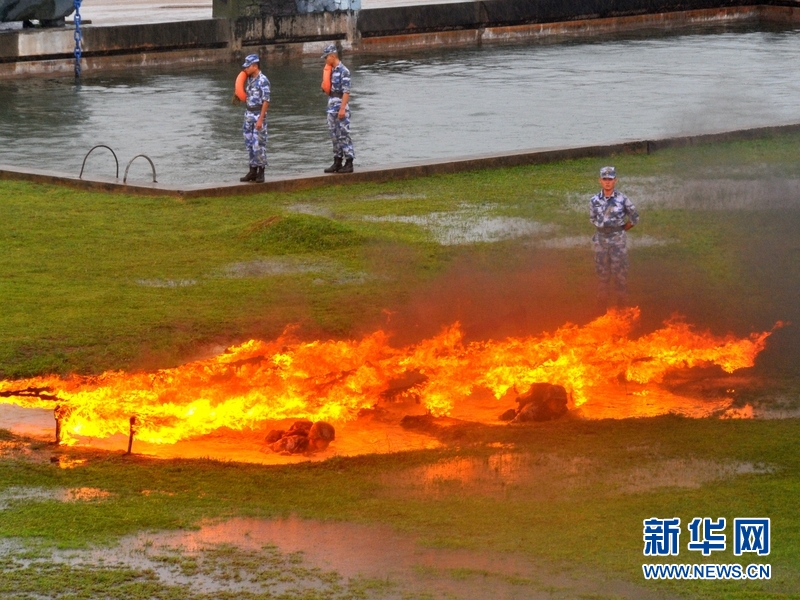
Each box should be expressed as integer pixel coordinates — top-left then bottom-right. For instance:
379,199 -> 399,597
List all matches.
2,122 -> 798,198
77,0 -> 212,26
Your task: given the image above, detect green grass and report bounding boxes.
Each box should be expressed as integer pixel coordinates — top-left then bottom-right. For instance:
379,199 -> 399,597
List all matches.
1,417 -> 800,598
2,132 -> 800,598
2,131 -> 800,377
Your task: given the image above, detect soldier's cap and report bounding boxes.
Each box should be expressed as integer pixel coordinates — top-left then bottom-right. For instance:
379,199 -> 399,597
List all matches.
321,44 -> 338,58
242,54 -> 259,68
600,166 -> 617,179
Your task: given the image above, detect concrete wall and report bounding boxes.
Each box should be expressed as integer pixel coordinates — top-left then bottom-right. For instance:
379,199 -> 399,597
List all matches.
213,0 -> 358,19
2,1 -> 800,76
356,0 -> 797,36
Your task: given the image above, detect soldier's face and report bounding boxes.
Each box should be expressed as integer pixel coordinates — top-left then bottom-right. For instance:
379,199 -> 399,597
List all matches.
325,54 -> 338,67
244,64 -> 258,76
599,177 -> 616,194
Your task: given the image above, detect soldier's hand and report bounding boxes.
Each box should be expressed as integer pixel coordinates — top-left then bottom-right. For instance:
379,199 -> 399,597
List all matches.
624,222 -> 634,231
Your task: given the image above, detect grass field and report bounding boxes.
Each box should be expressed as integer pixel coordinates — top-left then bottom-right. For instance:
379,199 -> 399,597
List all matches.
1,132 -> 800,599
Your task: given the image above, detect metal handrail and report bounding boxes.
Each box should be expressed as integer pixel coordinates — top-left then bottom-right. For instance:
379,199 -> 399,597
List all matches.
123,154 -> 158,184
79,145 -> 119,180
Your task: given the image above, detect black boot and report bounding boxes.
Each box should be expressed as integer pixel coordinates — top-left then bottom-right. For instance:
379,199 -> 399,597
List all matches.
240,166 -> 257,182
255,166 -> 265,183
324,157 -> 343,173
339,158 -> 354,174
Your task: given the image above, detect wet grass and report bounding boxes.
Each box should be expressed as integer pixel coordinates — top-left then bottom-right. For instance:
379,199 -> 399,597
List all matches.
1,131 -> 800,378
0,417 -> 799,599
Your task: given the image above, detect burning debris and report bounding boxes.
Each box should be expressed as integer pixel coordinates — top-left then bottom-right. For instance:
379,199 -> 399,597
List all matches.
265,420 -> 336,455
0,309 -> 781,451
499,383 -> 570,423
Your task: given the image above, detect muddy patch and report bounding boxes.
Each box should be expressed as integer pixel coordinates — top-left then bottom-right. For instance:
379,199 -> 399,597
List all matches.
386,453 -> 774,500
0,517 -> 676,600
363,204 -> 554,245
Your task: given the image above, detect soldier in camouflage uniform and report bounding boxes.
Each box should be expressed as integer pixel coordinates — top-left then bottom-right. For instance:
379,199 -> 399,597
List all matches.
321,44 -> 355,174
589,166 -> 639,306
239,54 -> 270,184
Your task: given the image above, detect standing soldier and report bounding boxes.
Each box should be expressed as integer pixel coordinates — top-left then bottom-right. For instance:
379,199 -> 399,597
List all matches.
590,166 -> 639,307
239,54 -> 270,183
321,44 -> 355,174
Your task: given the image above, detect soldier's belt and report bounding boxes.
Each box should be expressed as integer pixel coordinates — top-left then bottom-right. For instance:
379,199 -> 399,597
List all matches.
328,92 -> 344,98
596,226 -> 625,234
246,105 -> 263,111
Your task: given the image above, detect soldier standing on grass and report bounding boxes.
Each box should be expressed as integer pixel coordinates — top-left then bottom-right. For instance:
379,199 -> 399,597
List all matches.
239,54 -> 270,184
590,166 -> 639,307
321,44 -> 355,174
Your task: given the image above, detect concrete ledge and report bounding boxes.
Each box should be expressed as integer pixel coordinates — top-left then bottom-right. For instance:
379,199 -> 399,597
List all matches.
2,122 -> 800,198
355,0 -> 798,37
355,6 -> 773,52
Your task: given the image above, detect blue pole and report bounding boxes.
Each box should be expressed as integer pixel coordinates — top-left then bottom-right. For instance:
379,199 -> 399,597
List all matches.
73,0 -> 82,78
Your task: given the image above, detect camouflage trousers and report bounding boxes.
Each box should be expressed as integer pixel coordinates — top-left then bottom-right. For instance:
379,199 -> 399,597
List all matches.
592,231 -> 629,301
326,110 -> 354,159
243,112 -> 268,167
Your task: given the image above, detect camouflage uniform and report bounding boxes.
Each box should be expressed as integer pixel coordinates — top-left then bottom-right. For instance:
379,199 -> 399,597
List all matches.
326,62 -> 354,160
590,188 -> 639,302
243,72 -> 270,167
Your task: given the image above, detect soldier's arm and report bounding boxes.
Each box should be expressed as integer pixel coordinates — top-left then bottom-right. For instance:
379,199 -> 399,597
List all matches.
257,81 -> 270,127
338,70 -> 351,119
257,101 -> 269,127
624,196 -> 640,229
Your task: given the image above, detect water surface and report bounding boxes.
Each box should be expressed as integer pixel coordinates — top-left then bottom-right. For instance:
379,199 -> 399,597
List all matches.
1,24 -> 799,185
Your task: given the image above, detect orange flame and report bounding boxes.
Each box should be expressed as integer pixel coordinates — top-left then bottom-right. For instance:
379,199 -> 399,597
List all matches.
0,308 -> 777,446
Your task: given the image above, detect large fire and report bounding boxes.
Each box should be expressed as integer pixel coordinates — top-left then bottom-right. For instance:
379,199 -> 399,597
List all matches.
0,308 -> 777,451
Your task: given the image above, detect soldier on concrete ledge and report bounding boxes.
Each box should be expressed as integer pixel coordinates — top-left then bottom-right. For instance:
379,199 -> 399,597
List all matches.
321,44 -> 355,174
239,53 -> 270,184
589,166 -> 639,307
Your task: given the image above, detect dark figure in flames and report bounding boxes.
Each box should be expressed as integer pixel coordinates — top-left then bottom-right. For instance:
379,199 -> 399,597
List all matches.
589,166 -> 639,307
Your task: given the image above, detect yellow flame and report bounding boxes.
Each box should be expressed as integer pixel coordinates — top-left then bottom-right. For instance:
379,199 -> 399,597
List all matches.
0,308 -> 776,445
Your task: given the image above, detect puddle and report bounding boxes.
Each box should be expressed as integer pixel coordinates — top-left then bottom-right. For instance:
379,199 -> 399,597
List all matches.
366,193 -> 429,201
0,517 -> 677,599
0,486 -> 112,509
219,257 -> 329,278
389,454 -> 774,499
135,278 -> 197,288
287,203 -> 337,217
363,205 -> 554,245
0,407 -> 441,465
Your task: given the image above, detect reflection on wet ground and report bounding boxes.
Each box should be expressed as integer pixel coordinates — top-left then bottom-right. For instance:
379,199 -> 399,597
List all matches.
0,373 -> 788,465
388,453 -> 774,499
1,25 -> 800,184
0,485 -> 111,508
0,516 -> 677,599
363,204 -> 556,245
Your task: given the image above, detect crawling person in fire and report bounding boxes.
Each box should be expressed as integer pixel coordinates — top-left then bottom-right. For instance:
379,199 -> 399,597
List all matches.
589,166 -> 639,308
